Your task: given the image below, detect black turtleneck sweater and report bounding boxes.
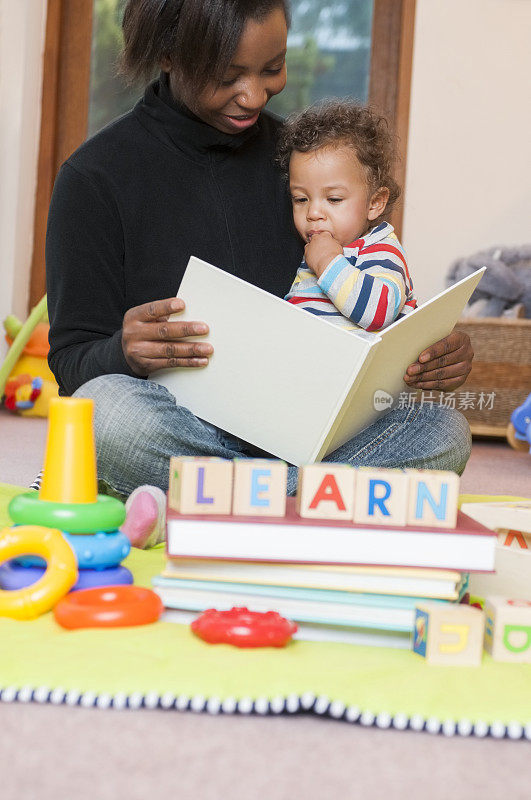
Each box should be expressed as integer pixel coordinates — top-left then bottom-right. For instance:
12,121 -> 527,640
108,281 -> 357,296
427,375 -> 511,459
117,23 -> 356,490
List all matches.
46,76 -> 304,395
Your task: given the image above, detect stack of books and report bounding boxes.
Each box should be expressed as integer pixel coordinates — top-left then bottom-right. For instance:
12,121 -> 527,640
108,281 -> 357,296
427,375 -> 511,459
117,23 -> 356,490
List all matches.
153,499 -> 497,649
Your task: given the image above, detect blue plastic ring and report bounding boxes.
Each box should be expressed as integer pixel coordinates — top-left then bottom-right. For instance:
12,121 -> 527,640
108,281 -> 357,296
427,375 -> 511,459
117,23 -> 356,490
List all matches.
14,530 -> 131,570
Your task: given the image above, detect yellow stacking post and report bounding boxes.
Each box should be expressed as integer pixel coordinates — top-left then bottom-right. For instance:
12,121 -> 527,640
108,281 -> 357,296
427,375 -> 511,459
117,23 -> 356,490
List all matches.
39,398 -> 98,504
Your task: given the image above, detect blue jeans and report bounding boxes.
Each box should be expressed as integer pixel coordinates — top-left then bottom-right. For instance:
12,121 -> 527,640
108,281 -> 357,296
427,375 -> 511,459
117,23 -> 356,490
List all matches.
74,374 -> 472,500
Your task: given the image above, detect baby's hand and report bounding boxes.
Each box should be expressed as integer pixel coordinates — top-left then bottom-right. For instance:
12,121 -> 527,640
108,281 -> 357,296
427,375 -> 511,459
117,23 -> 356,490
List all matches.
304,232 -> 343,278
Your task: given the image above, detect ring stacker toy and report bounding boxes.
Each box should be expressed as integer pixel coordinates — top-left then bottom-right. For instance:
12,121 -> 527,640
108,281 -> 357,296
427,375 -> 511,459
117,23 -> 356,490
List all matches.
7,397 -> 130,591
0,562 -> 133,592
0,526 -> 77,620
54,585 -> 163,629
191,607 -> 298,648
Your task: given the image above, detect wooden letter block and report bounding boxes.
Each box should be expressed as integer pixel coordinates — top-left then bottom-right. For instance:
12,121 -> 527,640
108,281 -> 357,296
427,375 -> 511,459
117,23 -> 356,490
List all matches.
232,459 -> 287,517
296,464 -> 355,520
353,467 -> 409,526
413,603 -> 484,665
405,469 -> 459,528
168,456 -> 233,515
484,596 -> 531,663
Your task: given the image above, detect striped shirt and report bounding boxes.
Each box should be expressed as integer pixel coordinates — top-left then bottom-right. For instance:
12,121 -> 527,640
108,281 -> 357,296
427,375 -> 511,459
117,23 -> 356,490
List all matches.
285,222 -> 417,332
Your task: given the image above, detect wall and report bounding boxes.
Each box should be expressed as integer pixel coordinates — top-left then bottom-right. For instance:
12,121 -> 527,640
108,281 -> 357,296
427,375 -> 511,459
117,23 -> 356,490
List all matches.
402,0 -> 531,303
0,0 -> 47,357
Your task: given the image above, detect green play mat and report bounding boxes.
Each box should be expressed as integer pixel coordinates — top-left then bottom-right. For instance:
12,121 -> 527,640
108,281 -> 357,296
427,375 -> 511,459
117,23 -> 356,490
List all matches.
1,483 -> 530,739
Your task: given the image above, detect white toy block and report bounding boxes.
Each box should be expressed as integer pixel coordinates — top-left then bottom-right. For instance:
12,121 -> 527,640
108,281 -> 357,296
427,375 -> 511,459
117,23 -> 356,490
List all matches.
168,456 -> 233,515
296,464 -> 355,520
484,596 -> 531,663
413,603 -> 484,666
353,467 -> 409,526
232,459 -> 287,517
497,529 -> 531,550
405,469 -> 459,528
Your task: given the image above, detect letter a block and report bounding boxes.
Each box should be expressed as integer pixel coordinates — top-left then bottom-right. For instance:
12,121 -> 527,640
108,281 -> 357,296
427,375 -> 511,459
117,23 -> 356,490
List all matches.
405,469 -> 459,528
232,459 -> 287,517
353,467 -> 409,526
413,603 -> 484,665
296,464 -> 355,520
484,596 -> 531,663
168,456 -> 233,515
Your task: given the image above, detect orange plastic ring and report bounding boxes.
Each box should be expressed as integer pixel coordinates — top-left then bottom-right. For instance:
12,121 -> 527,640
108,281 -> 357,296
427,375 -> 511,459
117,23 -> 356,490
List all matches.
53,585 -> 163,629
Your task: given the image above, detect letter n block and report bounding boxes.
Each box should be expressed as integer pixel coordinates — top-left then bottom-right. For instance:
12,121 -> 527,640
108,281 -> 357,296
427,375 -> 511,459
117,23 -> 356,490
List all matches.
353,467 -> 409,526
413,603 -> 484,665
232,459 -> 287,517
296,464 -> 355,520
405,469 -> 459,528
168,456 -> 233,515
484,596 -> 531,663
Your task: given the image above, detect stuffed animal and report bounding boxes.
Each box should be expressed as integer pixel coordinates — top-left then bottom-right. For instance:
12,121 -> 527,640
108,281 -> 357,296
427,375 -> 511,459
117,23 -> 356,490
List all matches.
1,296 -> 59,417
446,245 -> 531,318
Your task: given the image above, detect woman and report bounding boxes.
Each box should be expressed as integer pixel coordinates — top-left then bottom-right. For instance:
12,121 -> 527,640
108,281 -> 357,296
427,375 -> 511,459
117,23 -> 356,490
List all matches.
46,0 -> 473,504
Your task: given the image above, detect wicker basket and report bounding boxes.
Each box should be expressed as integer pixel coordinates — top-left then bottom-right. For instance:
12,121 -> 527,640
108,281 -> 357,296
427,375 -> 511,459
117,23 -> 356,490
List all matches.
452,317 -> 531,437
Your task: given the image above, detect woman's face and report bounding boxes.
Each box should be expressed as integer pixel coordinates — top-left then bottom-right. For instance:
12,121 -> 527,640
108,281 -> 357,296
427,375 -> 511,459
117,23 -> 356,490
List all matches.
168,6 -> 288,134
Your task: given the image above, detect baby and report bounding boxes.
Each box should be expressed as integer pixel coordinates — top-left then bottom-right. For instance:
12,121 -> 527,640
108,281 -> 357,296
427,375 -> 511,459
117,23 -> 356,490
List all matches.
277,101 -> 417,332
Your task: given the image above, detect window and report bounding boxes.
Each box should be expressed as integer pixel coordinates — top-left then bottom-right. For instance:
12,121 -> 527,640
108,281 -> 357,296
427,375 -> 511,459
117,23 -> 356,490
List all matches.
88,0 -> 373,136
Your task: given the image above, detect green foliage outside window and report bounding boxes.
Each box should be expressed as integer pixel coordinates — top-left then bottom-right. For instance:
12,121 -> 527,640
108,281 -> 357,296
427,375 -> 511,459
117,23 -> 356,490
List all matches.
88,0 -> 373,137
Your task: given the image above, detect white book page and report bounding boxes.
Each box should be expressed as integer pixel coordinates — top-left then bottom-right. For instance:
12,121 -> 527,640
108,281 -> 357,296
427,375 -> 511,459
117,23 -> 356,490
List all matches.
150,257 -> 375,465
320,268 -> 486,458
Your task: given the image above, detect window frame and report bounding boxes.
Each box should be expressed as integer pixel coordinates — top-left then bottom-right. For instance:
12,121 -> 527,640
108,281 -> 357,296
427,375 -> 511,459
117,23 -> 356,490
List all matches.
28,0 -> 416,309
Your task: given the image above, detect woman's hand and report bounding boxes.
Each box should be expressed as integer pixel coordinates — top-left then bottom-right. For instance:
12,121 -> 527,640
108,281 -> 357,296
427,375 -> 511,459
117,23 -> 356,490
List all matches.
403,330 -> 473,391
122,297 -> 213,376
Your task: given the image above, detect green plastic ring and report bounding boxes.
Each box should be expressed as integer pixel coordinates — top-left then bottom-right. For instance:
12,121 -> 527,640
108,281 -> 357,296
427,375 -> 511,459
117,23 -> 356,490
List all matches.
8,493 -> 126,534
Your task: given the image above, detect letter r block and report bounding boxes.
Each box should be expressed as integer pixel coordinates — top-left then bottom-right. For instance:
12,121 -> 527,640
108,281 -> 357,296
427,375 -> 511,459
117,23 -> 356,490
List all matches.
484,596 -> 531,663
353,467 -> 409,526
232,459 -> 287,517
413,603 -> 484,665
168,456 -> 233,515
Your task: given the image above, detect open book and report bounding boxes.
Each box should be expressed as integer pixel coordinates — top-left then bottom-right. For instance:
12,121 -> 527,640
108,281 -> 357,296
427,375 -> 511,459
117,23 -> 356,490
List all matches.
150,258 -> 484,466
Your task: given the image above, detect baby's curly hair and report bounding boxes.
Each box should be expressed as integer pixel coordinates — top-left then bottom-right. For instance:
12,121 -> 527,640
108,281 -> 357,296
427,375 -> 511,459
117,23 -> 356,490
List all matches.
277,100 -> 400,222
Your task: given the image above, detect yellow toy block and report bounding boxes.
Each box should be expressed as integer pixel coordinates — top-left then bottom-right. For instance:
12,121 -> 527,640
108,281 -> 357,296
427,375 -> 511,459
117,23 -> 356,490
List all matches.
168,456 -> 233,515
405,469 -> 459,528
484,596 -> 531,663
413,603 -> 484,665
232,459 -> 287,517
353,467 -> 409,526
296,464 -> 355,520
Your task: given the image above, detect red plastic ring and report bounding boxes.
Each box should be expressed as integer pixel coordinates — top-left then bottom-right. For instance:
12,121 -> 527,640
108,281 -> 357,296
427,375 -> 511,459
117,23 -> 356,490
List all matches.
53,585 -> 163,629
191,607 -> 297,648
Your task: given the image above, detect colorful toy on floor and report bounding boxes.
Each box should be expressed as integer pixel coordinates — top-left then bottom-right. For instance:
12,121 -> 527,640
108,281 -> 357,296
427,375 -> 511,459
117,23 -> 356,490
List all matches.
1,295 -> 59,417
507,393 -> 531,453
54,585 -> 163,629
191,607 -> 298,648
5,397 -> 131,600
0,525 -> 77,620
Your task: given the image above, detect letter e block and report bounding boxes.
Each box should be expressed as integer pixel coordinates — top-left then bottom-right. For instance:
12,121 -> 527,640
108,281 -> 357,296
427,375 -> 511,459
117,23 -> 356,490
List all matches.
353,467 -> 409,526
296,464 -> 355,520
413,603 -> 484,665
232,459 -> 287,517
405,469 -> 459,528
168,456 -> 233,515
484,596 -> 531,663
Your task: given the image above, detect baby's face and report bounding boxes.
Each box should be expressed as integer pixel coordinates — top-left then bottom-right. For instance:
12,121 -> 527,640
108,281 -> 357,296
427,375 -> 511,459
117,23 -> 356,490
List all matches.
289,145 -> 379,247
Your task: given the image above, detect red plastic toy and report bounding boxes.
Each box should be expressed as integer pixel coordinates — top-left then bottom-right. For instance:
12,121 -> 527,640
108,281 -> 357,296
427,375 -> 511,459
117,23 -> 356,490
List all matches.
54,585 -> 163,629
191,606 -> 297,648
